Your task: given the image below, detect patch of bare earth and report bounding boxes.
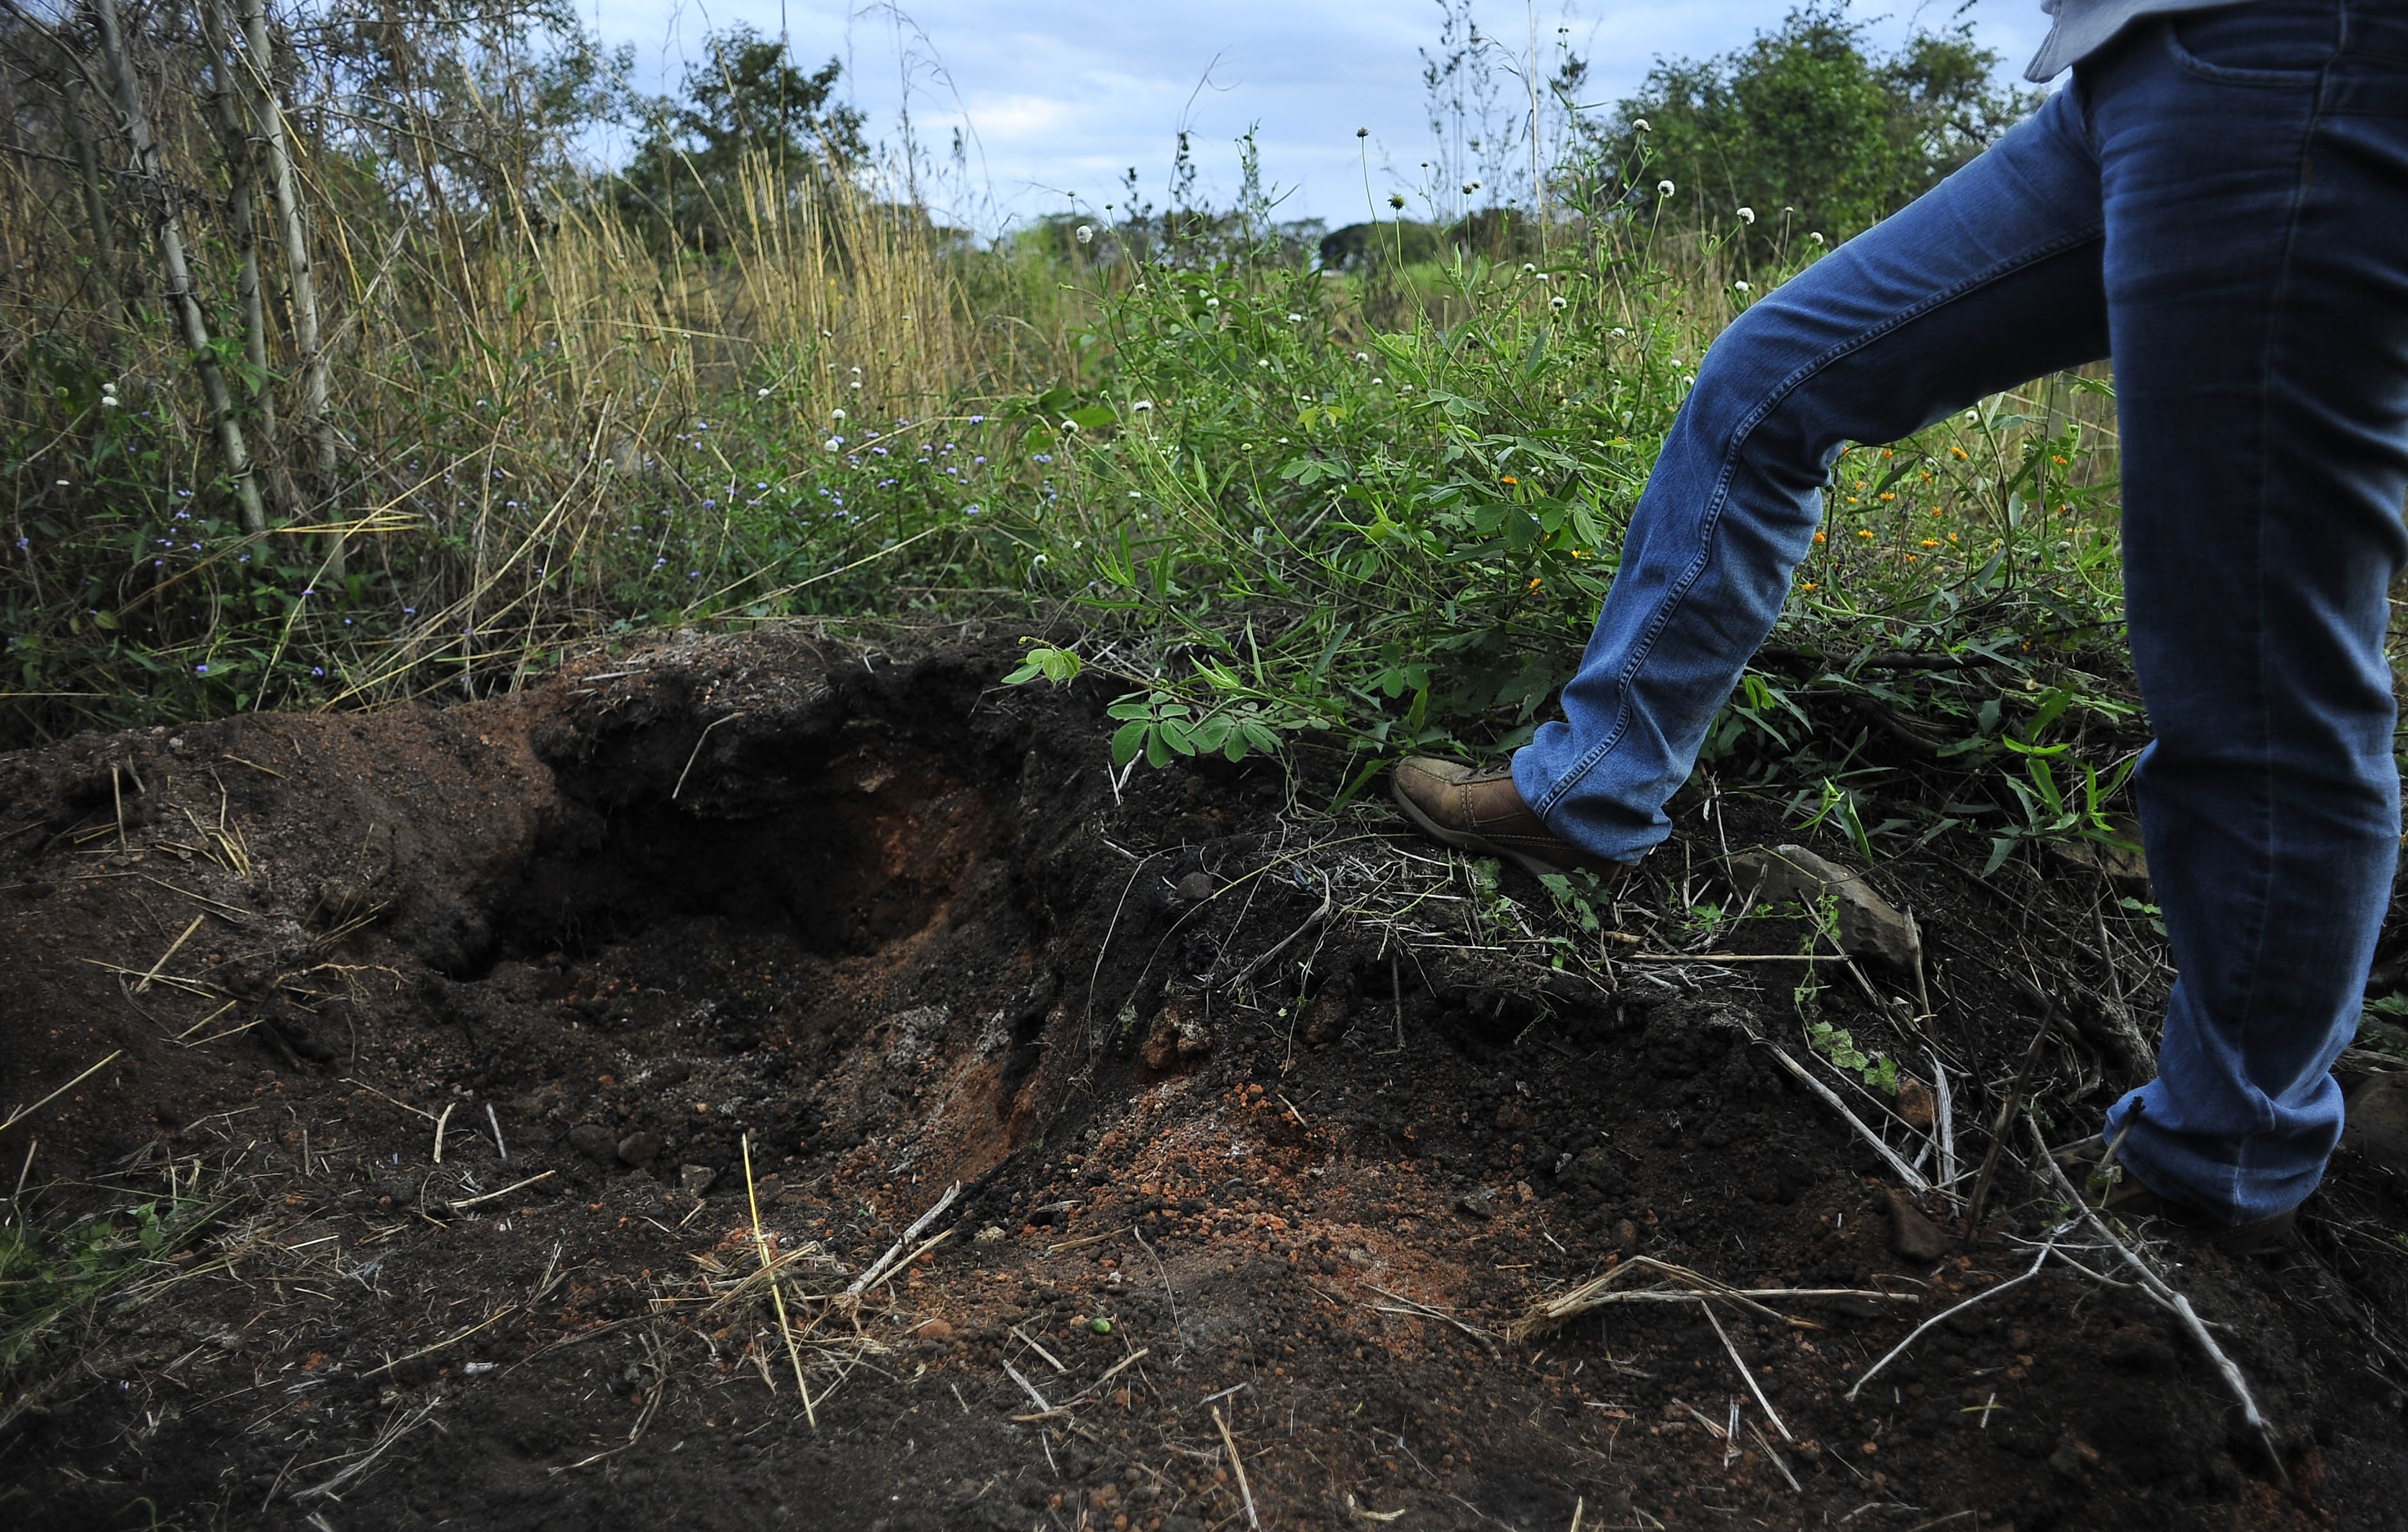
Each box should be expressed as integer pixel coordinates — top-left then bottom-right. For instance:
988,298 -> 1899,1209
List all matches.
2,628 -> 2404,1531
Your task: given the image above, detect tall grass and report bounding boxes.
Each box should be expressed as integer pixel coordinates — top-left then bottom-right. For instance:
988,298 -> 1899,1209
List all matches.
1,5 -> 2168,880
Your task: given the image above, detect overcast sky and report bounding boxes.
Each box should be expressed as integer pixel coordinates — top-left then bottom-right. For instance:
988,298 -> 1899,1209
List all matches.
583,1 -> 2056,229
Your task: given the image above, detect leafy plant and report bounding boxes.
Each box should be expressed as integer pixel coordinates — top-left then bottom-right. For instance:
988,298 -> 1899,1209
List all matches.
1808,1019 -> 1900,1093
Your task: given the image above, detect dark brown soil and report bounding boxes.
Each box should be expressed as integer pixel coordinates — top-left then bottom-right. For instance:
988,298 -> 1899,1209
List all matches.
3,627 -> 2405,1531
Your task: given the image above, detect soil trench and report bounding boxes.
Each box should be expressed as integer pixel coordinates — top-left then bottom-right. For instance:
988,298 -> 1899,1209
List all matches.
2,629 -> 2405,1531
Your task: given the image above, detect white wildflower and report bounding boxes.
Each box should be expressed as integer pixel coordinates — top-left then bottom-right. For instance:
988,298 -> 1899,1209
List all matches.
1132,400 -> 1155,412
1550,295 -> 1568,311
1632,118 -> 1652,133
1205,296 -> 1220,308
1733,280 -> 1751,293
1736,206 -> 1756,225
831,408 -> 847,420
1075,224 -> 1094,244
1808,231 -> 1825,246
1658,180 -> 1676,198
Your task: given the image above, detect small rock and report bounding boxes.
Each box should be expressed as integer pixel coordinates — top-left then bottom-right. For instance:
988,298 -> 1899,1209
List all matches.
1614,1218 -> 1639,1255
915,1318 -> 954,1341
1173,872 -> 1217,903
1883,1185 -> 1949,1261
1140,1019 -> 1179,1071
1302,992 -> 1352,1046
2343,1072 -> 2408,1171
1494,1104 -> 1536,1131
1142,999 -> 1216,1070
1562,1147 -> 1620,1189
1895,1077 -> 1936,1130
1455,1186 -> 1495,1220
1729,844 -> 1921,971
974,1225 -> 1006,1244
566,1123 -> 617,1163
616,1131 -> 663,1167
680,1164 -> 718,1197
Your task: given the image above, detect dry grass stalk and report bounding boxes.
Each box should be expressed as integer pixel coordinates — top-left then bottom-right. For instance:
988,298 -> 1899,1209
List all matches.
740,1132 -> 814,1424
1699,1298 -> 1793,1442
1011,1325 -> 1067,1374
135,914 -> 207,994
1849,1237 -> 2058,1401
1509,1254 -> 1918,1341
1212,1404 -> 1262,1531
0,1050 -> 124,1134
1763,1044 -> 1931,1194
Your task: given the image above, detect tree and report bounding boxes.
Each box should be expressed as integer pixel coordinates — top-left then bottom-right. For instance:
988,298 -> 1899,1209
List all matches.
617,27 -> 866,249
1615,3 -> 2037,255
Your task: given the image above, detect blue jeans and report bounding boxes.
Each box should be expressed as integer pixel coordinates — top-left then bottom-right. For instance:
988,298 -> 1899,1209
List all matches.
1514,0 -> 2408,1224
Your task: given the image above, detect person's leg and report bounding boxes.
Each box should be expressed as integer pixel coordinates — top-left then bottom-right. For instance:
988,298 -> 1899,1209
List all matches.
2091,1 -> 2408,1225
1513,89 -> 2112,860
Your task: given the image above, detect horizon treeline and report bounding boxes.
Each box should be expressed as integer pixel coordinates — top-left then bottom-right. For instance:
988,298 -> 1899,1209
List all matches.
0,0 -> 2040,742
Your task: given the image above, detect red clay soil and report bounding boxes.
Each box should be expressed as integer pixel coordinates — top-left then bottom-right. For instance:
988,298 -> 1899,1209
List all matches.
2,627 -> 2405,1531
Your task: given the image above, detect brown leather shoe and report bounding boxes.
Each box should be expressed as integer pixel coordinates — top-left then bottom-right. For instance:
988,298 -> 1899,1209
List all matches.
2052,1134 -> 2298,1257
1390,756 -> 1617,881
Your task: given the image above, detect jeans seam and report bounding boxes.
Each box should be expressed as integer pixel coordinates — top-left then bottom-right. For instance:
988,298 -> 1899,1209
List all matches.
2235,69 -> 2329,1143
1530,223 -> 2107,817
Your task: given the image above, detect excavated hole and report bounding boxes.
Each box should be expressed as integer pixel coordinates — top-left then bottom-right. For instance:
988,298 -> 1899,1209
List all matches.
439,722 -> 1057,1185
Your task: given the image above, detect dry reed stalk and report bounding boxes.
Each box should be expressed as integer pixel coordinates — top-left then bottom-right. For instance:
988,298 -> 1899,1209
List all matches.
92,0 -> 265,532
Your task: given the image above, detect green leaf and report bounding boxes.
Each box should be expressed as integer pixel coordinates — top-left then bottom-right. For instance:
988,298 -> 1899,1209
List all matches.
1111,720 -> 1148,769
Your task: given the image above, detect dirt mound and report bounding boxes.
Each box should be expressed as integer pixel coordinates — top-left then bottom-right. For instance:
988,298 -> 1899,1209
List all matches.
2,629 -> 2404,1531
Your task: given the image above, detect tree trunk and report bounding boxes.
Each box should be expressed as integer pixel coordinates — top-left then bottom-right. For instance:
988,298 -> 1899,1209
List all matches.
92,0 -> 266,534
58,71 -> 126,327
236,0 -> 335,559
199,0 -> 283,511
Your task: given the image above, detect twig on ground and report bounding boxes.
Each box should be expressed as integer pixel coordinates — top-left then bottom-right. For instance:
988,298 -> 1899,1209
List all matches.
431,1101 -> 455,1164
342,1077 -> 437,1121
1,1050 -> 124,1135
1750,1420 -> 1803,1492
1003,1359 -> 1054,1415
1361,1281 -> 1499,1352
1134,1228 -> 1186,1355
1012,1325 -> 1067,1374
135,914 -> 207,994
1963,991 -> 2057,1238
1849,1238 -> 2058,1400
847,1182 -> 961,1294
1762,1044 -> 1929,1193
289,1398 -> 441,1502
486,1103 -> 507,1161
1042,1225 -> 1130,1256
1513,1254 -> 1917,1340
1064,1348 -> 1151,1406
2027,1118 -> 2289,1489
671,711 -> 746,800
1929,1050 -> 1958,1191
1218,871 -> 1334,992
443,1170 -> 553,1211
359,1306 -> 516,1378
1212,1404 -> 1262,1531
1699,1299 -> 1792,1442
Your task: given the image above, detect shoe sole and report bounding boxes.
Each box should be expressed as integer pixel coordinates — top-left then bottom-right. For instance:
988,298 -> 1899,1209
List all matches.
1387,774 -> 1575,883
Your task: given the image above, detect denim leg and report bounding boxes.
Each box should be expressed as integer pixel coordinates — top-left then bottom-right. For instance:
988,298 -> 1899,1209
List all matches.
1513,89 -> 2113,857
2092,6 -> 2408,1223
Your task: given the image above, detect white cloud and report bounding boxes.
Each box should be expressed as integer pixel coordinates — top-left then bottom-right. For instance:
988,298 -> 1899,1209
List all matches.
589,1 -> 2056,228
